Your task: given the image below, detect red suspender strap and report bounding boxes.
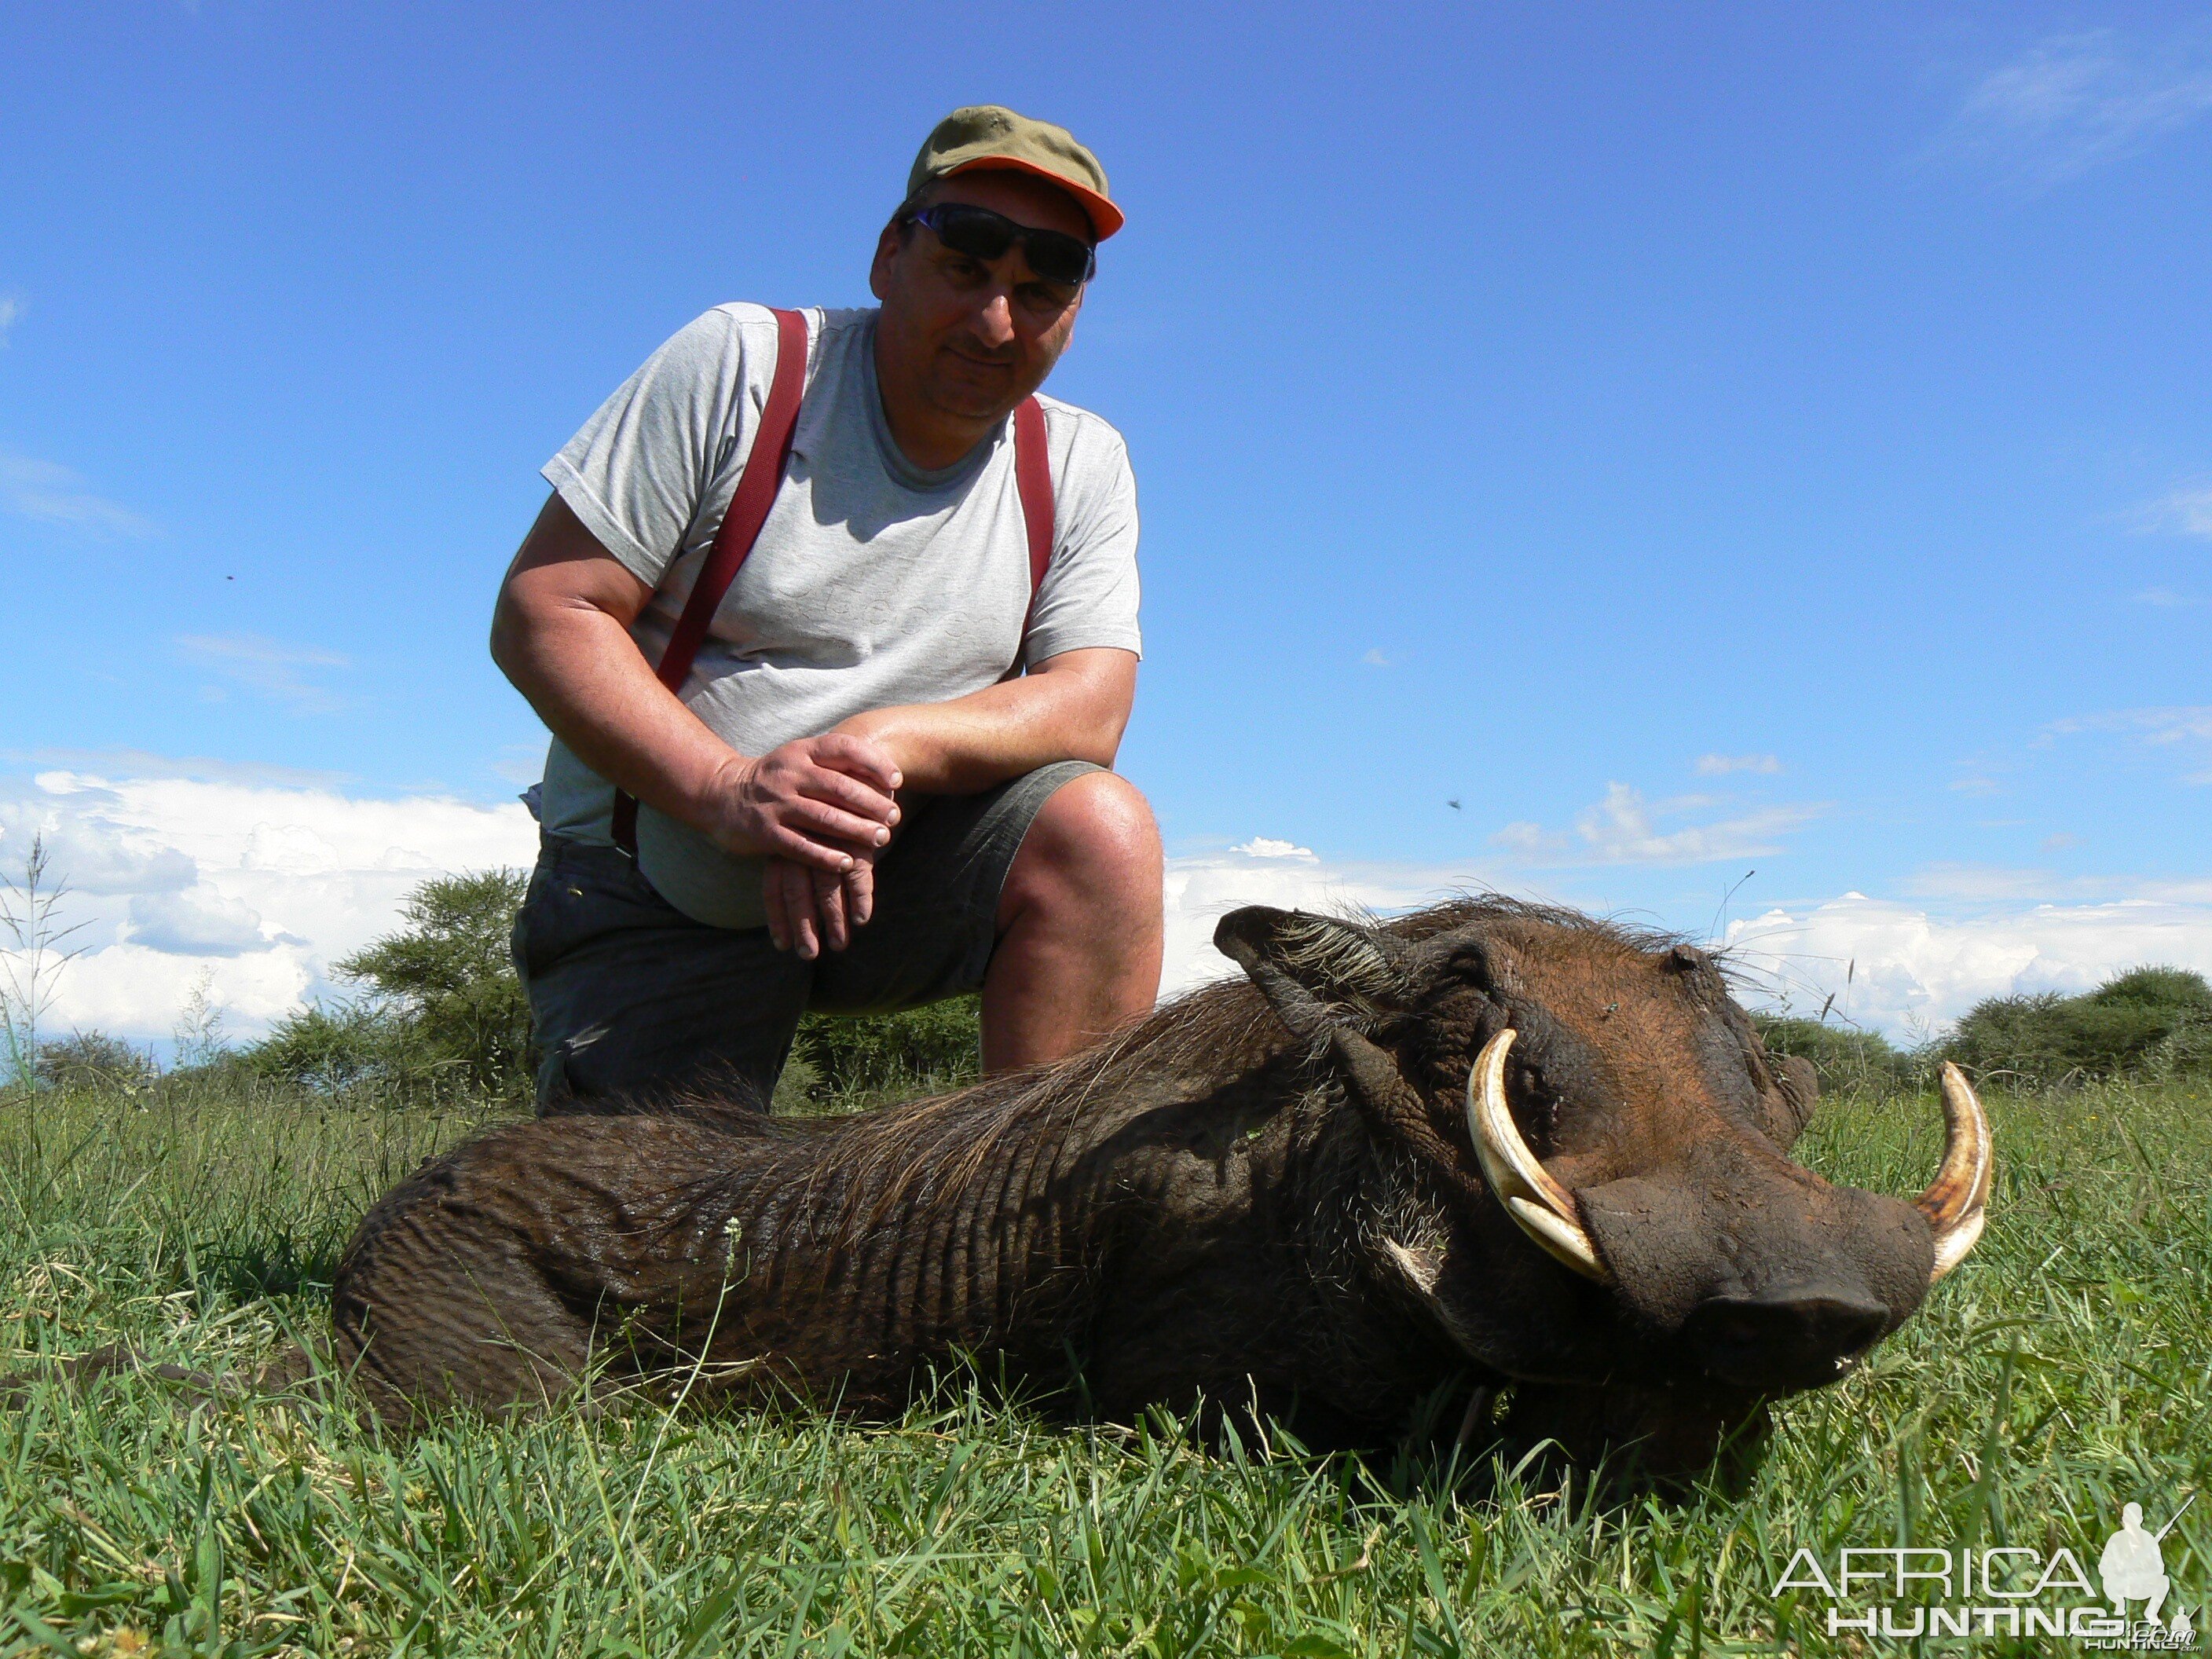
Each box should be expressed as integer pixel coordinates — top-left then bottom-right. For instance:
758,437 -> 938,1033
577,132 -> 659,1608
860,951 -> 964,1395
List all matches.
613,306 -> 809,856
613,347 -> 1052,859
1013,394 -> 1054,655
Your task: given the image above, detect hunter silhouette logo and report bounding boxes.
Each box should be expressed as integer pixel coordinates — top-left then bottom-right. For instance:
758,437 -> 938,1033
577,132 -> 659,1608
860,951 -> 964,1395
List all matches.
1772,1492 -> 2199,1647
2101,1497 -> 2194,1635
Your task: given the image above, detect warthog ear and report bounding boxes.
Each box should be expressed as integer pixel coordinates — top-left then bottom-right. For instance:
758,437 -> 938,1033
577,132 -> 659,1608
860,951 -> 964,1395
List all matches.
1214,907 -> 1407,1038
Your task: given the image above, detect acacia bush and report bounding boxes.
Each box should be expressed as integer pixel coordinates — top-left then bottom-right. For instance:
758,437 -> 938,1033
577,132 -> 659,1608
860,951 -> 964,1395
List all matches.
35,1029 -> 158,1092
248,870 -> 534,1102
1940,965 -> 2212,1089
1751,1015 -> 1920,1096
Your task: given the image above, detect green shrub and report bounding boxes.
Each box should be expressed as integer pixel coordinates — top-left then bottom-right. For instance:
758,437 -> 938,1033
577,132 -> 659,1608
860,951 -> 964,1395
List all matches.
1751,1015 -> 1917,1095
247,870 -> 533,1102
1942,965 -> 2212,1089
36,1028 -> 157,1092
793,997 -> 982,1103
246,1002 -> 411,1093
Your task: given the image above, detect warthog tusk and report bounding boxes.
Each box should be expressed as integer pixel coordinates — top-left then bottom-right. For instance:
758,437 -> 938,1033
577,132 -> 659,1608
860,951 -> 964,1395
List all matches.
1466,1030 -> 1610,1283
1916,1062 -> 1994,1284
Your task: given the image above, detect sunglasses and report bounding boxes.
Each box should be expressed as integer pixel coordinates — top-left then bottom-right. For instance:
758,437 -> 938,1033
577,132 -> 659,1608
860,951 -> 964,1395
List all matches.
900,201 -> 1097,289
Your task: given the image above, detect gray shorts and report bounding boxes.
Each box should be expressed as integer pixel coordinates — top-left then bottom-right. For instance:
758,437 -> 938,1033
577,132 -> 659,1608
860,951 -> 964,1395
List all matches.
511,760 -> 1100,1112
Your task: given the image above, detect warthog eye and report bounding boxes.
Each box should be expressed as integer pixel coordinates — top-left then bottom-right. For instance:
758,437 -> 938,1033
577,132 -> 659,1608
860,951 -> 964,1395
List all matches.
1514,1072 -> 1564,1152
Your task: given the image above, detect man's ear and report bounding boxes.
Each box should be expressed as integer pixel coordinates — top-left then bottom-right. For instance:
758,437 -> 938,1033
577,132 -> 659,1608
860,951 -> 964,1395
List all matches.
1214,907 -> 1408,1039
869,214 -> 906,301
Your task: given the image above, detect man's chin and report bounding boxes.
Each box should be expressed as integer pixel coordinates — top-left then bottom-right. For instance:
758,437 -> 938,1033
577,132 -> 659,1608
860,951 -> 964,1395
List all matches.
923,379 -> 1022,423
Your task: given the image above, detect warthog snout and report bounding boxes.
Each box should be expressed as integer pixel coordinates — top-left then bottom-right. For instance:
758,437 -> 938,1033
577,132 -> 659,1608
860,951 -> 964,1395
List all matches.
1680,1289 -> 1891,1392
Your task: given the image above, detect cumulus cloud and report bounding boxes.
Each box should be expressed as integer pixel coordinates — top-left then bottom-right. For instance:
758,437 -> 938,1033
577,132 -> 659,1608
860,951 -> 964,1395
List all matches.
177,633 -> 353,715
126,890 -> 273,957
0,765 -> 535,1042
1170,844 -> 2212,1041
12,756 -> 2205,1054
1727,892 -> 2212,1038
0,449 -> 156,537
1694,753 -> 1782,776
1161,842 -> 1474,998
1492,783 -> 1824,867
1933,27 -> 2212,189
1229,837 -> 1315,859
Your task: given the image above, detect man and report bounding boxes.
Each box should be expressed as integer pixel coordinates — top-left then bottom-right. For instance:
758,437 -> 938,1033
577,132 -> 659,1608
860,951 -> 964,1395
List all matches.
491,106 -> 1162,1109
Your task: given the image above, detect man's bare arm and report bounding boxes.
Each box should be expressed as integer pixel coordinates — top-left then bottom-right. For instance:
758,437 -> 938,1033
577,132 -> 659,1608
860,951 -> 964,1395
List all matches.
759,648 -> 1137,959
833,647 -> 1139,794
489,493 -> 903,873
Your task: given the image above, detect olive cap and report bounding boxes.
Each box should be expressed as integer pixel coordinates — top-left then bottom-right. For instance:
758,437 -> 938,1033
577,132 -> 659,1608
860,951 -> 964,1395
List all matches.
906,104 -> 1122,240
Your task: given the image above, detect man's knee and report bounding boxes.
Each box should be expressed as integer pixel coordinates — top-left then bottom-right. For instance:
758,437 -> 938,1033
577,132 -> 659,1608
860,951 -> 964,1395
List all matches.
1005,771 -> 1162,919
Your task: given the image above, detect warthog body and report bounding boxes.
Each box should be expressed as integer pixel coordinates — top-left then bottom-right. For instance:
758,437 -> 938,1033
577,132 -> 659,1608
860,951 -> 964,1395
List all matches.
331,899 -> 1984,1467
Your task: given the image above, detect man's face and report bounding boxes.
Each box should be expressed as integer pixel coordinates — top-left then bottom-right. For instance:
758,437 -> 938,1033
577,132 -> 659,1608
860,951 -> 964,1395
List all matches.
870,170 -> 1091,427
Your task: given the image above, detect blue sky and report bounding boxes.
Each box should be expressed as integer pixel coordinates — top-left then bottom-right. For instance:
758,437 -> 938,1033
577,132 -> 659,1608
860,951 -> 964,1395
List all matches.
3,3 -> 2208,1042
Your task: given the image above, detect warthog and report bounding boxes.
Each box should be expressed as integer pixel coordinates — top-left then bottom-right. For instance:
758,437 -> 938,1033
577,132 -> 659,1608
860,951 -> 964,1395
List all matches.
329,899 -> 1990,1469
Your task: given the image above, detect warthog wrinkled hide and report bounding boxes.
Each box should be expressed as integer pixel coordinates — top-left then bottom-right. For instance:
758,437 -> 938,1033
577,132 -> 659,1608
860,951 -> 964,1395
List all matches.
327,899 -> 1987,1473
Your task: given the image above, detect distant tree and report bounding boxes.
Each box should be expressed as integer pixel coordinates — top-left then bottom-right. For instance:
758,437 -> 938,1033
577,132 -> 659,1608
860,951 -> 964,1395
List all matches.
333,869 -> 534,1096
1943,965 -> 2212,1088
248,869 -> 533,1101
1752,1013 -> 1917,1095
38,1029 -> 157,1092
247,1002 -> 408,1094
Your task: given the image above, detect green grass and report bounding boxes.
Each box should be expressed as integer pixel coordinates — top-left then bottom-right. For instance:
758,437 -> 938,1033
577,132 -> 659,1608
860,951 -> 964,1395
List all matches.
2,1078 -> 2207,1657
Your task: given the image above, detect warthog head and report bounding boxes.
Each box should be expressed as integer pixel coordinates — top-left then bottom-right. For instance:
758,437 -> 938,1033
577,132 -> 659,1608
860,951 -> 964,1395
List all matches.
1215,902 -> 1989,1415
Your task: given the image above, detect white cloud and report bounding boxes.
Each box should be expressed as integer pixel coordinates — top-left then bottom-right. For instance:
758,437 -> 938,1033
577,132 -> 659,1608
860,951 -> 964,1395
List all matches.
2045,705 -> 2212,783
176,633 -> 353,715
1229,837 -> 1315,860
1162,841 -> 1474,998
3,748 -> 342,788
0,295 -> 22,346
1934,28 -> 2212,189
0,766 -> 535,1042
2140,482 -> 2212,539
0,449 -> 156,537
1170,845 -> 2212,1042
1361,650 -> 1393,668
126,890 -> 275,957
14,759 -> 2203,1057
2132,587 -> 2198,608
1694,753 -> 1782,776
1727,892 -> 2212,1039
1492,782 -> 1824,867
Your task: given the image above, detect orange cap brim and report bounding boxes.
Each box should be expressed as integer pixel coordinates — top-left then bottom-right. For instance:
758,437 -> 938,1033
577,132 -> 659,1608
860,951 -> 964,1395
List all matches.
941,156 -> 1124,240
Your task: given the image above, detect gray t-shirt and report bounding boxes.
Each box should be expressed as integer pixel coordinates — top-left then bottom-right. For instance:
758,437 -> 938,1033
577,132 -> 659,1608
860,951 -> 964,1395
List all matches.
537,302 -> 1142,928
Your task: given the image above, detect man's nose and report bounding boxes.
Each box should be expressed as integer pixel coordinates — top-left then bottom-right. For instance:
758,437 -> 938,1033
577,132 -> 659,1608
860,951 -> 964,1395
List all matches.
968,289 -> 1017,348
